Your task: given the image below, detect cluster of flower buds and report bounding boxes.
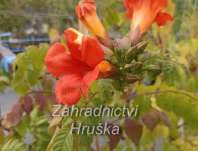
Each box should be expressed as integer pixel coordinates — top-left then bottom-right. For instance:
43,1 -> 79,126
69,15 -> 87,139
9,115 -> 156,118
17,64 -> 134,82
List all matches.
45,0 -> 172,105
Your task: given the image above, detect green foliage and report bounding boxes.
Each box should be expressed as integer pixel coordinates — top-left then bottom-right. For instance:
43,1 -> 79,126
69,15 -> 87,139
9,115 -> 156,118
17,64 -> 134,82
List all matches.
0,0 -> 198,151
1,139 -> 26,151
11,44 -> 48,94
132,80 -> 198,131
29,107 -> 51,151
173,0 -> 198,38
0,0 -> 27,33
47,126 -> 73,151
0,0 -> 73,33
98,0 -> 129,35
156,91 -> 198,131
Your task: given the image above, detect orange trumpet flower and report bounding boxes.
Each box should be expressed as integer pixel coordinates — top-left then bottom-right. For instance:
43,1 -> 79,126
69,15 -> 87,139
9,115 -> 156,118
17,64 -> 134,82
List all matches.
124,0 -> 173,33
45,28 -> 112,105
76,0 -> 107,39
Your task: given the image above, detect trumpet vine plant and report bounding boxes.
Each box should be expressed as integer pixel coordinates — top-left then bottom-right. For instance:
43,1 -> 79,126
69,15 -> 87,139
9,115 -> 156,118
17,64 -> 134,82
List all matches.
0,0 -> 198,151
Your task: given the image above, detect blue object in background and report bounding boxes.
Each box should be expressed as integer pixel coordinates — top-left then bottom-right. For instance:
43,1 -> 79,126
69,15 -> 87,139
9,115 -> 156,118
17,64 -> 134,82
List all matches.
0,32 -> 13,38
0,55 -> 16,73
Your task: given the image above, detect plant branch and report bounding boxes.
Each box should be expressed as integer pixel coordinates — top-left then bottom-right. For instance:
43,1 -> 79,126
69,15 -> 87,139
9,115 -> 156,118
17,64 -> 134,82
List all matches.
137,89 -> 198,103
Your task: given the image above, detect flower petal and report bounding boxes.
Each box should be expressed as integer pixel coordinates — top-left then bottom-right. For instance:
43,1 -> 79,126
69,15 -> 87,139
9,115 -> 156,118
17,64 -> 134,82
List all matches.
76,0 -> 107,39
83,66 -> 99,86
98,60 -> 114,78
55,74 -> 88,105
76,1 -> 96,19
124,0 -> 171,33
64,28 -> 83,61
81,36 -> 104,67
45,42 -> 91,77
155,12 -> 173,26
123,0 -> 140,19
151,0 -> 168,12
45,43 -> 69,77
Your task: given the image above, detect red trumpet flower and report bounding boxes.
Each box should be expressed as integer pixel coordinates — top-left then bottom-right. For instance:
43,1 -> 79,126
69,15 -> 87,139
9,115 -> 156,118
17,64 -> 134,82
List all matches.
76,0 -> 107,39
124,0 -> 173,33
45,28 -> 112,105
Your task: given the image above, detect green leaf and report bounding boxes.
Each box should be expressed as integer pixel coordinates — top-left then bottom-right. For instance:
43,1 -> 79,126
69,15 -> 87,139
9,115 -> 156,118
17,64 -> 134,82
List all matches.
29,107 -> 50,151
11,44 -> 48,94
1,139 -> 26,151
51,126 -> 73,151
156,90 -> 198,131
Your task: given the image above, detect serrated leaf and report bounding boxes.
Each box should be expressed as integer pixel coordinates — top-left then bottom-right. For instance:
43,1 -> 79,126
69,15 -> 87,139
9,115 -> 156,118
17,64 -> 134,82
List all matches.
51,126 -> 73,151
1,139 -> 26,151
29,106 -> 50,151
11,44 -> 48,94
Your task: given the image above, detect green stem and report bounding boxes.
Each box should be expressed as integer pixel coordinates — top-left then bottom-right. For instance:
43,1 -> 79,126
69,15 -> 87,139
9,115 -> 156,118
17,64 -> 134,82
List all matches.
138,89 -> 198,103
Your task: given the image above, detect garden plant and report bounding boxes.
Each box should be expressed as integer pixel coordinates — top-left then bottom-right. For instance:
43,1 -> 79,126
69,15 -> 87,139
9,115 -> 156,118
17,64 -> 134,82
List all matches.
0,0 -> 198,151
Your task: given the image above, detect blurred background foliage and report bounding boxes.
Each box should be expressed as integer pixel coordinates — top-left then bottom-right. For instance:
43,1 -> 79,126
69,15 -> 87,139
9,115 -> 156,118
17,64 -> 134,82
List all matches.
0,0 -> 198,151
0,0 -> 79,34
